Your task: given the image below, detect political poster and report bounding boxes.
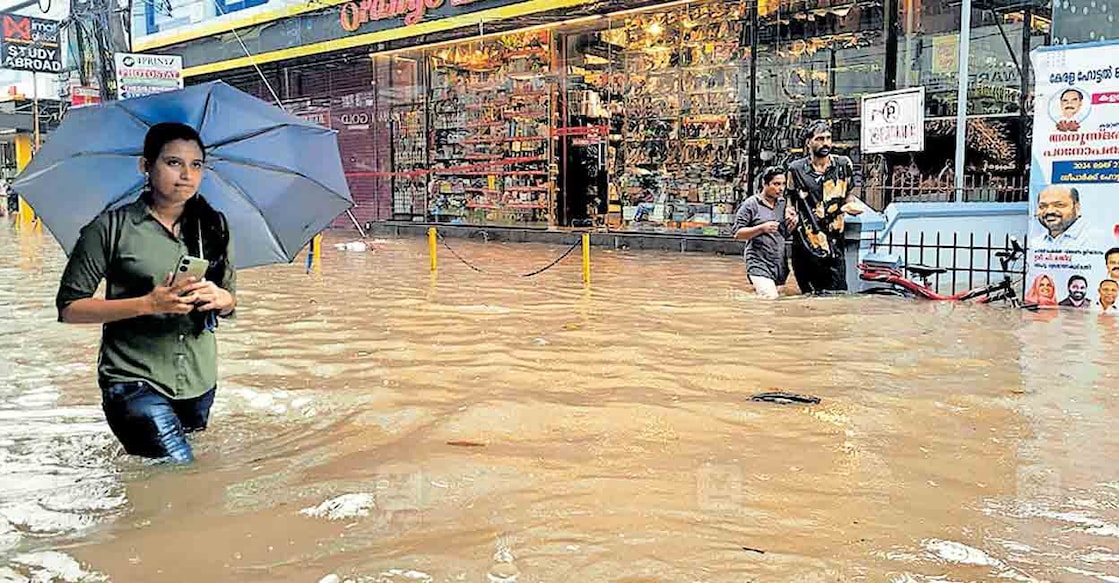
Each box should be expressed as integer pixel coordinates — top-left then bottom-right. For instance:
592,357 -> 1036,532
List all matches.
1027,40 -> 1119,313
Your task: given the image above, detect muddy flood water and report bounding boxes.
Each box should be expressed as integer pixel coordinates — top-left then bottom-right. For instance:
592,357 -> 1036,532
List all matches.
1,223 -> 1117,583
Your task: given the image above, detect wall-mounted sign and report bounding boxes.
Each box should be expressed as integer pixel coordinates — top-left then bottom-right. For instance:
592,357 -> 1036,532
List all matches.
340,0 -> 484,30
861,87 -> 925,154
114,53 -> 183,99
70,85 -> 101,108
145,0 -> 595,76
0,13 -> 61,73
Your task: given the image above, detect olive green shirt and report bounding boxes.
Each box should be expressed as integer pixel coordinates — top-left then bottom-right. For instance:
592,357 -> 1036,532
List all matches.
56,198 -> 236,400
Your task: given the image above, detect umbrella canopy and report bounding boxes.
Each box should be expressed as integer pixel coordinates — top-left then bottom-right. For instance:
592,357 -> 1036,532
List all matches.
12,81 -> 353,269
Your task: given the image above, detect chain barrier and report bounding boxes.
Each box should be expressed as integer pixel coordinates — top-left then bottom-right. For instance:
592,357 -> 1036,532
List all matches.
435,230 -> 583,278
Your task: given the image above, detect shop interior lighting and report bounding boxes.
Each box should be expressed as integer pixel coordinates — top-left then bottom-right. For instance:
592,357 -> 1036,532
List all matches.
368,15 -> 603,59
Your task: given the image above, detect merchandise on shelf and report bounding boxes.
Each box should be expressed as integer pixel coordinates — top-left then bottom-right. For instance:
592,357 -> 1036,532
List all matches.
391,105 -> 427,218
593,2 -> 747,233
425,31 -> 555,225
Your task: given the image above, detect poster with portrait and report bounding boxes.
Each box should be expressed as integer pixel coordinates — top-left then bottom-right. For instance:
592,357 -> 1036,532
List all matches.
1027,40 -> 1119,313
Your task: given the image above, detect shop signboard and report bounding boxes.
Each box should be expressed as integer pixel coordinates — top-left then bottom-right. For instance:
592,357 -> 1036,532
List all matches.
114,53 -> 183,99
343,0 -> 471,29
1026,40 -> 1119,313
861,87 -> 925,154
0,13 -> 61,73
154,0 -> 582,72
70,85 -> 101,108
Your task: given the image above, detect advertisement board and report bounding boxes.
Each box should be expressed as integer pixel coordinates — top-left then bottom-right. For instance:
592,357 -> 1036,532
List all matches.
1027,40 -> 1119,312
114,52 -> 183,99
0,13 -> 61,73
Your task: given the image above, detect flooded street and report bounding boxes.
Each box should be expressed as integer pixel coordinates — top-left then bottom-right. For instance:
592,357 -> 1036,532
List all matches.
1,222 -> 1117,583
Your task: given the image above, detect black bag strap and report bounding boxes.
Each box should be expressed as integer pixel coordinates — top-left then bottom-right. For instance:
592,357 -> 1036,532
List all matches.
107,207 -> 126,268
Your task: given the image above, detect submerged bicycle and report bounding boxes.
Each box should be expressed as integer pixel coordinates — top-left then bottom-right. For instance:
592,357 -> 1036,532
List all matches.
857,238 -> 1030,308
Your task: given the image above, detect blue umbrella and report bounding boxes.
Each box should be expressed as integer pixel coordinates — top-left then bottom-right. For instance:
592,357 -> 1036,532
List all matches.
11,81 -> 353,269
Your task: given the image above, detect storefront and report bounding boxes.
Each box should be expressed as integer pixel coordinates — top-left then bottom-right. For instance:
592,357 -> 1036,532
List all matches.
140,0 -> 1052,233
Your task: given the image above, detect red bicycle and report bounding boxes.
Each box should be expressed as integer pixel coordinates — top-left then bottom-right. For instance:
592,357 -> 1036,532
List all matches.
857,238 -> 1027,307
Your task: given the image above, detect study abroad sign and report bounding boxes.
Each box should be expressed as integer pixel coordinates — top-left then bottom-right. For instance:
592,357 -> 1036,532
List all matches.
114,53 -> 184,99
0,13 -> 61,73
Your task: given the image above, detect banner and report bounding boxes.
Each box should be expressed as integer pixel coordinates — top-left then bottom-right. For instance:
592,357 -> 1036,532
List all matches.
861,87 -> 925,154
0,13 -> 61,73
1027,40 -> 1119,313
69,85 -> 101,108
114,53 -> 183,100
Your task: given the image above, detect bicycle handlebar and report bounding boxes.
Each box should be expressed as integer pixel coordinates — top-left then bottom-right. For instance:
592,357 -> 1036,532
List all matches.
995,237 -> 1025,272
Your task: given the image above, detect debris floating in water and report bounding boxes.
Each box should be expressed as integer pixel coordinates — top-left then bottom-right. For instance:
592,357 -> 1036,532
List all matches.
299,493 -> 375,520
749,391 -> 821,405
333,241 -> 368,252
447,440 -> 487,447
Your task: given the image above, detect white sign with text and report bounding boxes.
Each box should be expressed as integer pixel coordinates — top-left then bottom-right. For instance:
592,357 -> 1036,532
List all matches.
114,53 -> 183,100
861,87 -> 925,154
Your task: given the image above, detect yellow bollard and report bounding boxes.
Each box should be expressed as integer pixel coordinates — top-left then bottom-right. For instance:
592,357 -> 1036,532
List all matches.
429,227 -> 438,272
581,233 -> 591,285
14,134 -> 34,230
312,233 -> 323,271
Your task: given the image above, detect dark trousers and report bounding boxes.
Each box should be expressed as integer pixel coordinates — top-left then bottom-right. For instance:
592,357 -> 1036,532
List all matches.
791,242 -> 848,294
101,381 -> 216,463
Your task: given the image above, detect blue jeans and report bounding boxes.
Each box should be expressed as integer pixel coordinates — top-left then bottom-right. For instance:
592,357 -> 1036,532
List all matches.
101,381 -> 216,463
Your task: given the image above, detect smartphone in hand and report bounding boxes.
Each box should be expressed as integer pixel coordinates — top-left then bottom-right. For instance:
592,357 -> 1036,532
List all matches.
171,255 -> 208,288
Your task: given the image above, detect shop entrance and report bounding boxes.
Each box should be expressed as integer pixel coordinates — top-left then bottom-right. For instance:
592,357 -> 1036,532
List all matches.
556,32 -> 614,228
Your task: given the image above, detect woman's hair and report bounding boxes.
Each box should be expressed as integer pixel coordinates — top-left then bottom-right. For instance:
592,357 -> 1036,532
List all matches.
759,166 -> 786,186
142,123 -> 229,331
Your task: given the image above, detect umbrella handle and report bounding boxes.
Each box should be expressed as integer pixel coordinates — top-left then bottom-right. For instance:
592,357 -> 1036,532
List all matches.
345,209 -> 368,239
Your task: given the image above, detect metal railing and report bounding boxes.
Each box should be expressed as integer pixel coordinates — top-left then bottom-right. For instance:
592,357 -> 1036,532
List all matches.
868,231 -> 1028,296
862,174 -> 1029,210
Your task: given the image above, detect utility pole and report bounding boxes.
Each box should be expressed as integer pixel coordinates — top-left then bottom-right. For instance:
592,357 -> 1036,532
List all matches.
953,0 -> 973,201
70,0 -> 130,102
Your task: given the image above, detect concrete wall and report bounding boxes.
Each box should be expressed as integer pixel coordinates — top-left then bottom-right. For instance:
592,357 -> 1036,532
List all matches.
877,202 -> 1030,243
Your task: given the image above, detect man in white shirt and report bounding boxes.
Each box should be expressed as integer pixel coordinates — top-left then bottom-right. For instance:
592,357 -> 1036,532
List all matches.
1030,185 -> 1101,252
1106,248 -> 1119,280
1099,279 -> 1119,314
1059,89 -> 1084,120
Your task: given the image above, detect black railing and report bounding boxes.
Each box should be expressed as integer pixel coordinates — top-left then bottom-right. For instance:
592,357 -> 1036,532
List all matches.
868,231 -> 1029,297
862,175 -> 1029,211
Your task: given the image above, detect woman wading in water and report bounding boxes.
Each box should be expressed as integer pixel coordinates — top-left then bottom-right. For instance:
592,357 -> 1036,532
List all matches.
56,123 -> 236,463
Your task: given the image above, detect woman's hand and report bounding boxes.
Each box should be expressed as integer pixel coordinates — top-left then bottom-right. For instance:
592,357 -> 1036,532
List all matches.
182,279 -> 235,314
145,274 -> 198,315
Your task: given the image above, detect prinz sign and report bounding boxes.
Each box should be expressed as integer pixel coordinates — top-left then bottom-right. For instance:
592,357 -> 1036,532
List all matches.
0,13 -> 61,73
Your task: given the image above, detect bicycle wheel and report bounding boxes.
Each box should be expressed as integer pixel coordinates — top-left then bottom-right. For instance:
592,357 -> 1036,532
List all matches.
860,287 -> 917,299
